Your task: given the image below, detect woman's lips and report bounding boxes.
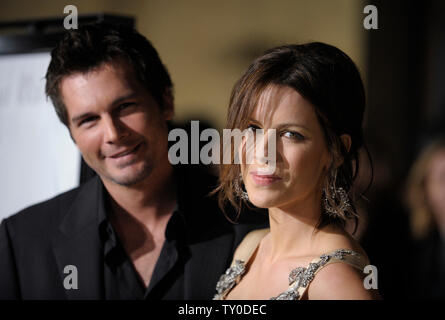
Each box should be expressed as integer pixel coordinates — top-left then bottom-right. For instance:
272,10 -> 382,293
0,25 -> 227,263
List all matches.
250,172 -> 282,186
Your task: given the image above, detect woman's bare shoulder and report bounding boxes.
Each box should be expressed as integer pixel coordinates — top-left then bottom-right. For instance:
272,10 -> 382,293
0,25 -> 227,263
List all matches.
306,261 -> 376,299
316,225 -> 369,260
303,226 -> 379,300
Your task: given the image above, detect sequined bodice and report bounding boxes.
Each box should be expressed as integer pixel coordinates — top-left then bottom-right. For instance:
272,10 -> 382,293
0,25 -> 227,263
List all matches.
213,230 -> 368,300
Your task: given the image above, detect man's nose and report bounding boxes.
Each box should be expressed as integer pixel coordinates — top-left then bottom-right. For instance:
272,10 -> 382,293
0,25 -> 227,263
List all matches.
103,115 -> 128,144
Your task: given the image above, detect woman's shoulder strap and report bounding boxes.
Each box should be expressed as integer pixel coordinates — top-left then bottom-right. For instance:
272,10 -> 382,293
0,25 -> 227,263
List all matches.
231,228 -> 269,266
273,248 -> 369,300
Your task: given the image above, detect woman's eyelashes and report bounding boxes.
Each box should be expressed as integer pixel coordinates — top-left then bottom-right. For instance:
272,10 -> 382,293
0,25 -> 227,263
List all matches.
281,130 -> 306,141
246,124 -> 306,141
246,124 -> 261,132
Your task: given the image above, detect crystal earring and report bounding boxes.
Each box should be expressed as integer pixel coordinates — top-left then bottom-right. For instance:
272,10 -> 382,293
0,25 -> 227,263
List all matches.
323,182 -> 351,217
234,173 -> 249,201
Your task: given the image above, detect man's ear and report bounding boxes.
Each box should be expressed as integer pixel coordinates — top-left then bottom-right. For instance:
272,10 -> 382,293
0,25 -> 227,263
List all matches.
162,87 -> 174,121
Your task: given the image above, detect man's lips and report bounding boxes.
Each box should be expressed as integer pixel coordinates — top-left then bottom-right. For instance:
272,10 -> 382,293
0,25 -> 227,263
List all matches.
108,142 -> 142,158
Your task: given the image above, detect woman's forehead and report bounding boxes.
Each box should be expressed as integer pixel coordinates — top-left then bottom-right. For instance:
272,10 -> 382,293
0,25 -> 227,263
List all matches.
251,85 -> 317,126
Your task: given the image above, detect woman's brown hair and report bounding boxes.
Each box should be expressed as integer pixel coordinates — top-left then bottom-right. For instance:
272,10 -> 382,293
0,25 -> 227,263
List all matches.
215,42 -> 372,231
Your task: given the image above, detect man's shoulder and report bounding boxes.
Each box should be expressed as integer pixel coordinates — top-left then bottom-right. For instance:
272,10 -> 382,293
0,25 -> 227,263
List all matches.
3,177 -> 99,233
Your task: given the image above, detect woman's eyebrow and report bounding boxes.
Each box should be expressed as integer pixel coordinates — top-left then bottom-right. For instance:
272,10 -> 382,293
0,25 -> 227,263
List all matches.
275,123 -> 310,131
246,119 -> 311,131
247,118 -> 262,125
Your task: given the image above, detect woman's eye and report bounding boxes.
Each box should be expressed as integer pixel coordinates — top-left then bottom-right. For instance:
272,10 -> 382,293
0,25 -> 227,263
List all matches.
282,131 -> 305,141
246,124 -> 261,132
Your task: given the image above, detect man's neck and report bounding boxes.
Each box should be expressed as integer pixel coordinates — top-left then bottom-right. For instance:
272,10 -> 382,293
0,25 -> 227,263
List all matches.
102,164 -> 177,226
101,164 -> 177,288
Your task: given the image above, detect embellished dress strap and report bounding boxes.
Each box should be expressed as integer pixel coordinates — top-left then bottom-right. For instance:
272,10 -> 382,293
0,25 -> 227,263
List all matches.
230,228 -> 269,266
272,249 -> 369,300
213,228 -> 269,300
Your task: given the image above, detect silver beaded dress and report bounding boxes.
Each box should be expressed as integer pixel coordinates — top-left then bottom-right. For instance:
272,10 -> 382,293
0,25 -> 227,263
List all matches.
213,229 -> 369,300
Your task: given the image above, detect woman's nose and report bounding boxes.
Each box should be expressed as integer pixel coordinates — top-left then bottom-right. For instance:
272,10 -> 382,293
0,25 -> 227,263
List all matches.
254,129 -> 276,166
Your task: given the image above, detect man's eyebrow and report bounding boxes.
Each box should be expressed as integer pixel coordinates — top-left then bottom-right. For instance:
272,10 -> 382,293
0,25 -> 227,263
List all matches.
71,112 -> 95,124
111,92 -> 138,106
70,93 -> 138,124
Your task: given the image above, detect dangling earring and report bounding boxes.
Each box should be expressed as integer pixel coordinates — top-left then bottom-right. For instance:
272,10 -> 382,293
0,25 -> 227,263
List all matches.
234,173 -> 249,201
323,172 -> 351,217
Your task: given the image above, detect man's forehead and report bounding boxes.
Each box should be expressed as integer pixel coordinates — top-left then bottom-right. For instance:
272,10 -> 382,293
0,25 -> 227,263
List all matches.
60,60 -> 142,98
61,57 -> 137,85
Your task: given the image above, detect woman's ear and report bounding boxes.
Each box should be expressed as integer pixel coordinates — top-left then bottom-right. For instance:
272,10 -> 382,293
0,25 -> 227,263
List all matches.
332,134 -> 352,168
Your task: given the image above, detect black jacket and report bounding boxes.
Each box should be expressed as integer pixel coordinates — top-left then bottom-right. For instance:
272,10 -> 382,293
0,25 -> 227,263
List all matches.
0,166 -> 266,299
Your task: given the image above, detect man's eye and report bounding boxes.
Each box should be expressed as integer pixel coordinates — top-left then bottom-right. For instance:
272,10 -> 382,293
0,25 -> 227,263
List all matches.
79,116 -> 98,126
118,102 -> 135,111
282,131 -> 305,141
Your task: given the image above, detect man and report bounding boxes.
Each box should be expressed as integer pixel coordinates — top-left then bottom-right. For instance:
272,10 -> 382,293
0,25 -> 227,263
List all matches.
0,22 -> 265,299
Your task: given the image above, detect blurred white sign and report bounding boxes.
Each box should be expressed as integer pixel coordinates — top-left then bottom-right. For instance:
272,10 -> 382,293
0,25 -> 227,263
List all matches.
0,52 -> 80,220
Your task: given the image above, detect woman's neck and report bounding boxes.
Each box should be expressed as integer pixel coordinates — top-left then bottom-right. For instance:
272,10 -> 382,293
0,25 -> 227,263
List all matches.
264,193 -> 336,262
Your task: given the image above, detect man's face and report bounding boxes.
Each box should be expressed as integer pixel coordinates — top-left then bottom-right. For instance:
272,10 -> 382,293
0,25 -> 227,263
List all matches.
61,59 -> 173,187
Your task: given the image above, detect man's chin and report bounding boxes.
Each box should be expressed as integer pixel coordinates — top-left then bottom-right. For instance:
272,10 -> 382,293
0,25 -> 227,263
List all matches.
103,166 -> 153,187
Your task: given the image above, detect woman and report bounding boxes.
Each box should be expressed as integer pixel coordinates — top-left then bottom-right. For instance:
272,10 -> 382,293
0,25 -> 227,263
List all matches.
406,138 -> 445,241
213,42 -> 378,300
405,138 -> 445,298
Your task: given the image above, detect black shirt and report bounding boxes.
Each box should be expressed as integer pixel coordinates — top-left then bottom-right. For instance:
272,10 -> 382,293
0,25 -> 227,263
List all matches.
96,164 -> 261,299
99,204 -> 186,299
0,164 -> 267,299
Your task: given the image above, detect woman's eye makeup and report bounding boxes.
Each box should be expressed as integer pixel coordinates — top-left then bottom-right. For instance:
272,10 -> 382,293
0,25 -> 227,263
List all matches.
246,124 -> 261,131
281,130 -> 305,141
246,123 -> 306,141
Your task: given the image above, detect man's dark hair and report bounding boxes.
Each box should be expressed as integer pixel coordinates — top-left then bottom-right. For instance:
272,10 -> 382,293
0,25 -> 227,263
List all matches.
45,22 -> 173,126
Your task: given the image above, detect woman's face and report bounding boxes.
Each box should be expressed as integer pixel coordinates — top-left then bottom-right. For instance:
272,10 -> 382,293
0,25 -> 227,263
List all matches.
426,149 -> 445,220
241,85 -> 331,212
